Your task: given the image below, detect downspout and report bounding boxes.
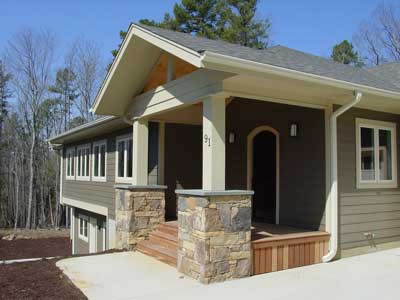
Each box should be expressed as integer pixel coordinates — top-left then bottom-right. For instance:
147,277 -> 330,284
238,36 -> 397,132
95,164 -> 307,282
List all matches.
323,91 -> 362,262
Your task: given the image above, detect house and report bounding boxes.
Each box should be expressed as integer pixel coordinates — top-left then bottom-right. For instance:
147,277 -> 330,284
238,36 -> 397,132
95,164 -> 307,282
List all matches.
49,24 -> 400,284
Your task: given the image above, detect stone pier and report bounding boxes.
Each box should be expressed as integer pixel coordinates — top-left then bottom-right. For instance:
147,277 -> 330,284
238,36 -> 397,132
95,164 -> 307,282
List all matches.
176,190 -> 253,284
114,185 -> 167,250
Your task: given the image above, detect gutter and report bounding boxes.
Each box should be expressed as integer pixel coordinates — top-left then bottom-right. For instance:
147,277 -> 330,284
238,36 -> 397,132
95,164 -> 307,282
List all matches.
322,91 -> 363,263
202,51 -> 400,100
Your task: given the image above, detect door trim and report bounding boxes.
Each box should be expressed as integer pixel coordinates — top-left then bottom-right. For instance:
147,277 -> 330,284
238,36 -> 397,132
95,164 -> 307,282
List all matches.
89,217 -> 97,253
247,126 -> 280,224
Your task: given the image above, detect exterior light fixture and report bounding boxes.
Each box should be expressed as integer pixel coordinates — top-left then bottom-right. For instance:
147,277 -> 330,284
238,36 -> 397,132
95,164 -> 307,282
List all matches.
229,131 -> 236,144
290,123 -> 298,137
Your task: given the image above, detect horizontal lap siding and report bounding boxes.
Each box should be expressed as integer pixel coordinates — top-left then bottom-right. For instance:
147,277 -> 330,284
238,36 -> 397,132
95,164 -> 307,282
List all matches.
63,123 -> 159,219
337,107 -> 400,249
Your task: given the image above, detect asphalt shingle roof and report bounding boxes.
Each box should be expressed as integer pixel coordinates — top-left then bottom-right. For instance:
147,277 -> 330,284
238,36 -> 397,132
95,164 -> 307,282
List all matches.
137,23 -> 400,93
368,62 -> 400,89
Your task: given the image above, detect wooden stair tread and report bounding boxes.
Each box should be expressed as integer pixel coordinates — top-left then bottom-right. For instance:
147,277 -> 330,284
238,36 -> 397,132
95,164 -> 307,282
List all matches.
138,240 -> 177,257
150,230 -> 178,243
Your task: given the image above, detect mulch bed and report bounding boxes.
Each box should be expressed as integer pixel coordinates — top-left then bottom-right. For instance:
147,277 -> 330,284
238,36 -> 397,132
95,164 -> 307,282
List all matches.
0,259 -> 87,300
0,238 -> 71,261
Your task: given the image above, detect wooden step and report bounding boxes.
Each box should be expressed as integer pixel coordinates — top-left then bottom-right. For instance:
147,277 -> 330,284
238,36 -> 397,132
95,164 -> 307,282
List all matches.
137,240 -> 177,267
157,222 -> 178,236
149,231 -> 178,249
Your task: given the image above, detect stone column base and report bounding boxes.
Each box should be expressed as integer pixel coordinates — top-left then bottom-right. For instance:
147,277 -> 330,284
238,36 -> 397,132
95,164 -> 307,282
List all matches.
176,189 -> 254,284
115,185 -> 167,250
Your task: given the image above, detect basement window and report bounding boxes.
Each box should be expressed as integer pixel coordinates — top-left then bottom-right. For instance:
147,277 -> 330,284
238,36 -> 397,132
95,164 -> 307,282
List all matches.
356,118 -> 397,189
92,140 -> 107,182
66,148 -> 75,180
76,144 -> 91,181
116,134 -> 133,183
78,214 -> 88,242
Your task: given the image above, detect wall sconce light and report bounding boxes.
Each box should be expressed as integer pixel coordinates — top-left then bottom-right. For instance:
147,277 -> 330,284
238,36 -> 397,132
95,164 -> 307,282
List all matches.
290,123 -> 299,137
229,131 -> 236,144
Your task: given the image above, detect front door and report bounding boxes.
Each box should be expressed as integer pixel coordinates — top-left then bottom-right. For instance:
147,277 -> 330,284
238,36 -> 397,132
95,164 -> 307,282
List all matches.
252,130 -> 277,223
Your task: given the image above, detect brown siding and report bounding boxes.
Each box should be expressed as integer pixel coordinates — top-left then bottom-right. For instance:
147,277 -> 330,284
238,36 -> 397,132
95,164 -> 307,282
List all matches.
63,123 -> 159,220
164,123 -> 202,219
226,98 -> 326,230
337,107 -> 400,249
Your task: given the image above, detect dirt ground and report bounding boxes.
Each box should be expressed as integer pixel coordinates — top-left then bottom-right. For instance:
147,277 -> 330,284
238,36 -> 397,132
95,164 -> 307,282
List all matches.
0,259 -> 87,300
0,228 -> 69,240
0,237 -> 71,261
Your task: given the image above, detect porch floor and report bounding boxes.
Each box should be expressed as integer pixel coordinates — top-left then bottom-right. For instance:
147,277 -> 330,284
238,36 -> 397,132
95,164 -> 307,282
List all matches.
251,222 -> 321,242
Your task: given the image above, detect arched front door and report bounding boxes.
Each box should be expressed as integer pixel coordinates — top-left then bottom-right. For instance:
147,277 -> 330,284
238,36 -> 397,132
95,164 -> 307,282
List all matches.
247,126 -> 279,224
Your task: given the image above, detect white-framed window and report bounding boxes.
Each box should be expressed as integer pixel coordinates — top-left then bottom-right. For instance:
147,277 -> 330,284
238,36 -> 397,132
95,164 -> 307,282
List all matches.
115,134 -> 133,183
78,214 -> 88,242
92,140 -> 107,182
356,118 -> 397,189
76,144 -> 91,181
66,148 -> 75,180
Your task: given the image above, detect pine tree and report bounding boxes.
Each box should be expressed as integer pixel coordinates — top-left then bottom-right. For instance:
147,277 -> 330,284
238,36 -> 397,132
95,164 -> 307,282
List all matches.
332,40 -> 363,67
48,68 -> 78,131
0,60 -> 12,142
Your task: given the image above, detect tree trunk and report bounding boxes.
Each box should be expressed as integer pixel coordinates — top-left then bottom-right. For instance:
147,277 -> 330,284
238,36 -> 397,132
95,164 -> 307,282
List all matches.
26,132 -> 36,229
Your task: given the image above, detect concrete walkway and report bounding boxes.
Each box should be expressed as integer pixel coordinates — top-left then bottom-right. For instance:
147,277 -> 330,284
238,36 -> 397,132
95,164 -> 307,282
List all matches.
57,248 -> 400,300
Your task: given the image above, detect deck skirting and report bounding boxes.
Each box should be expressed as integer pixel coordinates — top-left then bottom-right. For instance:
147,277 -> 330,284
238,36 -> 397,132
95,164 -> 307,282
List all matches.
252,232 -> 330,275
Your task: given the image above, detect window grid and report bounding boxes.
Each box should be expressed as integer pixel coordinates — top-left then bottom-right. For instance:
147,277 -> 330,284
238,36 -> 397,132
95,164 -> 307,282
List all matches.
76,144 -> 91,181
92,140 -> 107,182
116,135 -> 133,183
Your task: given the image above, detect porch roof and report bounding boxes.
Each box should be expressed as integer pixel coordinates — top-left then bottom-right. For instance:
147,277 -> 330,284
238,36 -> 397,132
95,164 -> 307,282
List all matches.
138,24 -> 400,93
91,23 -> 400,117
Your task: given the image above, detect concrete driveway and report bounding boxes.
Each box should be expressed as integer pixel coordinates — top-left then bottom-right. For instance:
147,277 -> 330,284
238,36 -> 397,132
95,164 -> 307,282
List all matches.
57,248 -> 400,300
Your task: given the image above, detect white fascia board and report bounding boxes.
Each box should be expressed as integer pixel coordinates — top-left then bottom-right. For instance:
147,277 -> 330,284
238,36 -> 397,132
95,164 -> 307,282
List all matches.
131,25 -> 204,68
202,51 -> 400,100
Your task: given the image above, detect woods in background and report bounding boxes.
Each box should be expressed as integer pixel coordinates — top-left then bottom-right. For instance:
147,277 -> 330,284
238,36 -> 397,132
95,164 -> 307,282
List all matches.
0,30 -> 105,229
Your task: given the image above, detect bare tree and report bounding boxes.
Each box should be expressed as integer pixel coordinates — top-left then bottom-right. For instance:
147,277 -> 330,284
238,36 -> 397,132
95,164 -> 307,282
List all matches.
5,29 -> 56,229
69,38 -> 105,122
354,2 -> 400,66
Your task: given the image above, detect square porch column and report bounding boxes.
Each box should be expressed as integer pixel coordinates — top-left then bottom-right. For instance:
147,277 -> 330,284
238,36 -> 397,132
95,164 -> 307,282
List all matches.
132,118 -> 148,185
202,95 -> 226,190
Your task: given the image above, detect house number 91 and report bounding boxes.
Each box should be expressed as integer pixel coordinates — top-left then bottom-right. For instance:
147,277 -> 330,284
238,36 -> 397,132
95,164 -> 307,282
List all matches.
204,134 -> 211,147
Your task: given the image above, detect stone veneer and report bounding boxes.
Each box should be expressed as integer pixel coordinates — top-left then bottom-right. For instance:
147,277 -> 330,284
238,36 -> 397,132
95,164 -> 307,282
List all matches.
176,190 -> 254,284
114,185 -> 166,250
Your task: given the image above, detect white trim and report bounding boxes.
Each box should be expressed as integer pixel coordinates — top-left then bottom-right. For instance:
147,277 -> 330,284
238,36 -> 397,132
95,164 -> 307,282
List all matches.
65,147 -> 76,180
115,134 -> 133,184
62,197 -> 108,216
102,221 -> 106,251
76,144 -> 91,181
324,105 -> 333,236
92,139 -> 107,182
247,126 -> 280,225
60,148 -> 64,205
356,118 -> 397,189
89,217 -> 97,253
71,207 -> 75,254
78,214 -> 89,242
203,51 -> 400,100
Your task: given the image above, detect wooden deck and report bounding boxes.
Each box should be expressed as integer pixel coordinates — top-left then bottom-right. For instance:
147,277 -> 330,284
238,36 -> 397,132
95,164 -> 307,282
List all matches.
251,223 -> 330,275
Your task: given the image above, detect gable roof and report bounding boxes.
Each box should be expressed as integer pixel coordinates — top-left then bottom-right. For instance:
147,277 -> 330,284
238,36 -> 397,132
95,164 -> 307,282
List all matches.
368,62 -> 400,88
137,24 -> 400,93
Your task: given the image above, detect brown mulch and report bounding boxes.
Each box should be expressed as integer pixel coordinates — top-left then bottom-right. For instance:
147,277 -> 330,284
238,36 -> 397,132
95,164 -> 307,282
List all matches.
0,238 -> 71,261
0,259 -> 87,300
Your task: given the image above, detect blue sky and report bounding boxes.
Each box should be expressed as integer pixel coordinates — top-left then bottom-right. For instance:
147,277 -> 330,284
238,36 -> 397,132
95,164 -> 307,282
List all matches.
1,0 -> 383,64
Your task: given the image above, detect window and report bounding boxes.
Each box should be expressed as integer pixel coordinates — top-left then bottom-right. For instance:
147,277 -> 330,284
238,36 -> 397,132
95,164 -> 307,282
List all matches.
92,140 -> 107,182
356,118 -> 397,189
116,135 -> 133,183
66,148 -> 75,180
76,144 -> 91,181
78,214 -> 88,241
